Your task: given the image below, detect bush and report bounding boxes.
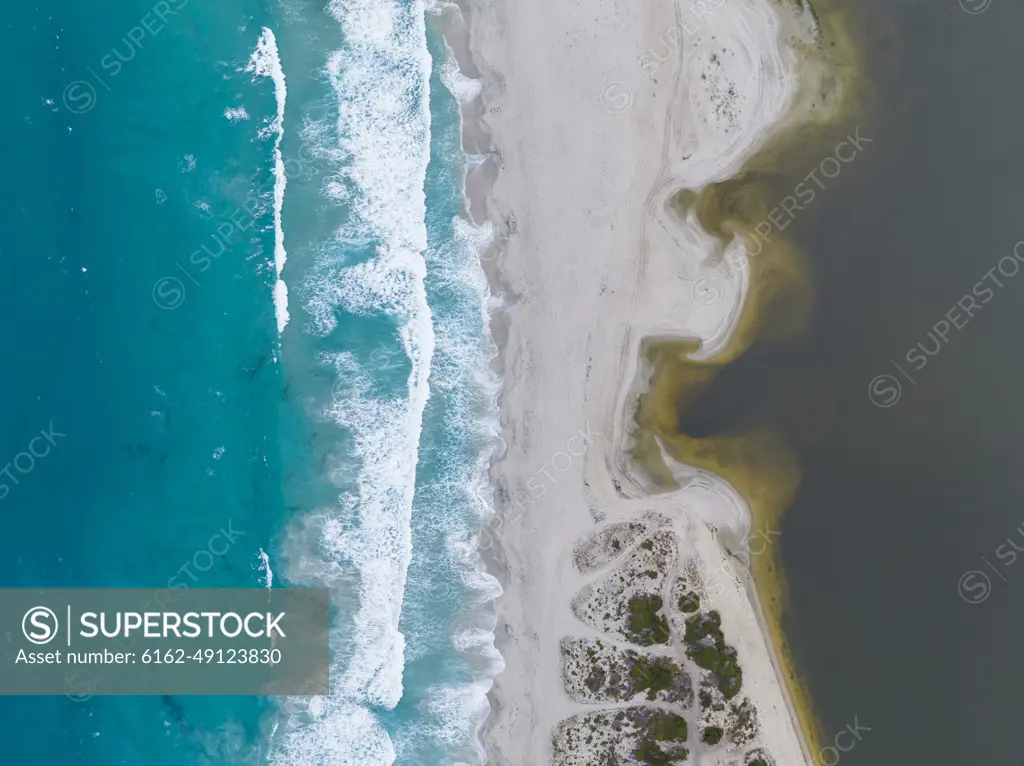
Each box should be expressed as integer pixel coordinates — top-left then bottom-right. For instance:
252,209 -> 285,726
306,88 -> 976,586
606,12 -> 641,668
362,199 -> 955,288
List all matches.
678,591 -> 701,613
683,612 -> 743,699
627,594 -> 671,645
629,655 -> 676,700
701,726 -> 724,745
653,712 -> 688,742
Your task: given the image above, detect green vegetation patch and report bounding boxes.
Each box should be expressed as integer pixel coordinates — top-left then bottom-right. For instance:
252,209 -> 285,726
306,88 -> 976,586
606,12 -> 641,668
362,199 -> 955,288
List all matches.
653,712 -> 688,742
627,594 -> 671,646
561,637 -> 693,706
744,750 -> 773,766
727,698 -> 759,745
553,706 -> 690,766
629,654 -> 677,701
698,689 -> 712,710
701,726 -> 724,745
584,664 -> 606,694
631,708 -> 689,765
633,739 -> 688,766
677,590 -> 700,613
683,611 -> 743,699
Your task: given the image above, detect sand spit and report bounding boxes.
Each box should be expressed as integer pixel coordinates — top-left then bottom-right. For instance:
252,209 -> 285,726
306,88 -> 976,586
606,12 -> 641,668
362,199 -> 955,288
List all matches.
451,0 -> 858,762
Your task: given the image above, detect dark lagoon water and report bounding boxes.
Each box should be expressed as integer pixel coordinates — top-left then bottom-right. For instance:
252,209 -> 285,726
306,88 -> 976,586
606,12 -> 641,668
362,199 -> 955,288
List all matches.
684,1 -> 1024,763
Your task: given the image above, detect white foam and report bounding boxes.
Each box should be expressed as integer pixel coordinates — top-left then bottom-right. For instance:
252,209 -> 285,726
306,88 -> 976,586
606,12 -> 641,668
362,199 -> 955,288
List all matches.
440,41 -> 482,104
271,0 -> 434,761
390,195 -> 502,765
395,40 -> 505,764
273,279 -> 289,333
269,700 -> 396,765
224,105 -> 250,121
257,547 -> 274,588
247,28 -> 290,334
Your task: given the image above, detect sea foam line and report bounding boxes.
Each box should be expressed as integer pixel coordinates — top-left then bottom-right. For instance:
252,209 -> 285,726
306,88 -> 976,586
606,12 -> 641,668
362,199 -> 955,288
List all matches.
247,27 -> 290,334
270,0 -> 435,762
387,26 -> 504,762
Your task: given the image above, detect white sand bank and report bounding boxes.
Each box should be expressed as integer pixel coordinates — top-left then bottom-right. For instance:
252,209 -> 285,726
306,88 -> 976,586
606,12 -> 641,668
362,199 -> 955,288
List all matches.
453,0 -> 830,762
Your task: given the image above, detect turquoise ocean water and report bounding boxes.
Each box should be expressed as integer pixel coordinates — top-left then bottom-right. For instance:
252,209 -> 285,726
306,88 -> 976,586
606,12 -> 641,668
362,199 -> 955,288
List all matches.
0,0 -> 499,763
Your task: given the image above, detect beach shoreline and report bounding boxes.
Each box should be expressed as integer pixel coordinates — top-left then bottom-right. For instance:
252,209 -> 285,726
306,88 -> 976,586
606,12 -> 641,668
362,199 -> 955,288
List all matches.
445,0 -> 858,762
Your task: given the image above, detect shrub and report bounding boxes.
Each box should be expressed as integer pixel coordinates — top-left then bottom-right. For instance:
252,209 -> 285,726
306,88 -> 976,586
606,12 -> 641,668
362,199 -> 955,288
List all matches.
627,594 -> 671,645
677,591 -> 701,613
701,726 -> 724,745
683,612 -> 743,699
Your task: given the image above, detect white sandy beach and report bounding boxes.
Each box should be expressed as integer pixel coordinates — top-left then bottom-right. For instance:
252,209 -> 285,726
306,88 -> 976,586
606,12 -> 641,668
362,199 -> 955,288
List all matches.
449,0 -> 834,762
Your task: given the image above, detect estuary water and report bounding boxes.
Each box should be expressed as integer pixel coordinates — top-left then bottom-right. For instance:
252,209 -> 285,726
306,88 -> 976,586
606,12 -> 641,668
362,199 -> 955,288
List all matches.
681,1 -> 1024,763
